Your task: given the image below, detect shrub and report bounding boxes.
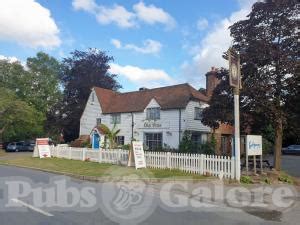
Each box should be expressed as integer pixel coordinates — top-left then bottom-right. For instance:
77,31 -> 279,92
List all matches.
278,173 -> 293,184
240,176 -> 253,184
178,131 -> 215,154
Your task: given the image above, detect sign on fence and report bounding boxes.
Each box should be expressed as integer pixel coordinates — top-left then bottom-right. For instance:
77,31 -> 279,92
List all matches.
36,138 -> 51,158
128,141 -> 146,169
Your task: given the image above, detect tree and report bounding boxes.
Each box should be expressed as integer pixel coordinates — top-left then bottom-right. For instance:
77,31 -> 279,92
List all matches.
26,52 -> 62,113
99,124 -> 120,150
0,52 -> 62,113
0,88 -> 44,142
202,0 -> 299,170
55,48 -> 121,142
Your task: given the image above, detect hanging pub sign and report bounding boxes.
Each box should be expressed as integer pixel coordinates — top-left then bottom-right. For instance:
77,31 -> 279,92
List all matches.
228,48 -> 241,89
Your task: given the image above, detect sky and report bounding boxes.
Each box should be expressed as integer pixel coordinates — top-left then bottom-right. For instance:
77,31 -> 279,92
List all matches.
0,0 -> 256,92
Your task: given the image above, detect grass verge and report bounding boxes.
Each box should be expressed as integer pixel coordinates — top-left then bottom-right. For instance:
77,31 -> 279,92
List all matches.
0,149 -> 7,157
0,155 -> 208,180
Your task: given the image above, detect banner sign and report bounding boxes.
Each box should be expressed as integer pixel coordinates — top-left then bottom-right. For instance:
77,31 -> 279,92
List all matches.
246,135 -> 262,156
228,48 -> 241,89
128,141 -> 146,169
36,138 -> 51,158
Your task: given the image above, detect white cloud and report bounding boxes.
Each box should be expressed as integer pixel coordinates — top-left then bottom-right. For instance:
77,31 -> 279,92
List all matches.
111,38 -> 162,54
72,0 -> 97,12
72,0 -> 175,29
111,39 -> 121,49
96,5 -> 136,28
196,18 -> 209,31
0,0 -> 61,48
110,63 -> 174,88
181,0 -> 256,87
133,1 -> 176,29
0,54 -> 19,63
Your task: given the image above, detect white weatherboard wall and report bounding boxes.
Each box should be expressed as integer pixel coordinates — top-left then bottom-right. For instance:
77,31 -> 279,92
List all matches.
185,101 -> 211,132
80,89 -> 102,135
134,98 -> 181,149
80,90 -> 212,149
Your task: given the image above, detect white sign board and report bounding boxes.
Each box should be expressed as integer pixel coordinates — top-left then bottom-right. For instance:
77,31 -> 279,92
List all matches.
246,135 -> 262,156
132,141 -> 146,169
36,138 -> 51,158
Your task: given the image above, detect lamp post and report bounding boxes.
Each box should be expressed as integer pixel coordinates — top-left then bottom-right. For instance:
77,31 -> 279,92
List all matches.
227,48 -> 241,181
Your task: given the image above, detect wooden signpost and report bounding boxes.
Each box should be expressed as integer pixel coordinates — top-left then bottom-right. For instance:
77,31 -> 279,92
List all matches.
127,141 -> 146,169
246,135 -> 263,175
227,47 -> 242,181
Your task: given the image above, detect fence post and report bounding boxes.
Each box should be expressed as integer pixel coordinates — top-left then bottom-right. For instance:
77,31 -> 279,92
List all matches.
200,154 -> 204,175
167,152 -> 171,169
231,157 -> 235,179
82,148 -> 86,161
68,147 -> 72,159
98,150 -> 102,163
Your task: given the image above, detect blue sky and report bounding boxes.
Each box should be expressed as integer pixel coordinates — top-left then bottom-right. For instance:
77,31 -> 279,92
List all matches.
0,0 -> 255,92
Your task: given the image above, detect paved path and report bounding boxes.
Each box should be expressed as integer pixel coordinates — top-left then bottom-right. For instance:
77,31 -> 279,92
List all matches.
0,165 -> 299,225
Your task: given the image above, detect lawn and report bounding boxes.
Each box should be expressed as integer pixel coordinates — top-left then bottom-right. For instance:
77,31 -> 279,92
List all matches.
0,155 -> 207,180
0,149 -> 7,157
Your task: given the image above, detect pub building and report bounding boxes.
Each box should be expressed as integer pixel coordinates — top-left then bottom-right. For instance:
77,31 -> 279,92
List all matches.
78,67 -> 235,155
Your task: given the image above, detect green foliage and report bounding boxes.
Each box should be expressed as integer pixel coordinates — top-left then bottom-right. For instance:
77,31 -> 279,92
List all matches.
53,48 -> 121,142
0,52 -> 62,113
262,137 -> 273,154
0,88 -> 44,142
263,177 -> 271,185
278,173 -> 293,184
121,144 -> 131,150
99,123 -> 121,150
179,131 -> 215,154
240,176 -> 253,184
81,141 -> 92,148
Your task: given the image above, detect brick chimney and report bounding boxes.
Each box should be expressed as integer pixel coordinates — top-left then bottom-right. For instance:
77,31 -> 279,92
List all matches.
205,67 -> 220,98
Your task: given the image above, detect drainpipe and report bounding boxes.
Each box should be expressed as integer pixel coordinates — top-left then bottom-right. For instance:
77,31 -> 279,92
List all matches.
179,109 -> 182,146
131,112 -> 134,141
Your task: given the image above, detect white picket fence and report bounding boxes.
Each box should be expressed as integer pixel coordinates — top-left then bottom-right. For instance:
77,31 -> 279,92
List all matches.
50,146 -> 235,179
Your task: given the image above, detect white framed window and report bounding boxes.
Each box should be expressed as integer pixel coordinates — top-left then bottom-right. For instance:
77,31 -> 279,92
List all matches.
146,107 -> 160,120
144,133 -> 162,150
96,118 -> 101,126
194,107 -> 203,120
111,114 -> 121,124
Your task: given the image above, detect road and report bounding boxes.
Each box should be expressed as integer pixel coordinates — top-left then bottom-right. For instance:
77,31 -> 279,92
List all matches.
266,154 -> 300,177
0,165 -> 299,225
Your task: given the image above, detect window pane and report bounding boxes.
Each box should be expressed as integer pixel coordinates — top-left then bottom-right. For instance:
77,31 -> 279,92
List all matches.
144,133 -> 162,150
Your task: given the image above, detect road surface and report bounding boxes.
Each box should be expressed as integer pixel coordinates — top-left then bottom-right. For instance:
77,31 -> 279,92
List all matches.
0,165 -> 299,225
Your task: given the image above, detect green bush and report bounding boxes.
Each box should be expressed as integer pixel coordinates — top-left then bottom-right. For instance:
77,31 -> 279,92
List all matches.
263,177 -> 271,184
240,176 -> 253,184
178,131 -> 215,154
278,173 -> 293,184
262,138 -> 273,154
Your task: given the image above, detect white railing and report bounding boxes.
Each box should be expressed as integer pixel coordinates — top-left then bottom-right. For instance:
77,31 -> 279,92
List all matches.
49,146 -> 235,179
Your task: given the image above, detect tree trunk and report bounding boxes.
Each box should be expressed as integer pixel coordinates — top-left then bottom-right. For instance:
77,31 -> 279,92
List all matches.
274,117 -> 283,170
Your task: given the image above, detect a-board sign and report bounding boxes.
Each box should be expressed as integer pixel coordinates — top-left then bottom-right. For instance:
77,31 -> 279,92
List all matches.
246,135 -> 262,156
128,141 -> 146,169
36,138 -> 51,158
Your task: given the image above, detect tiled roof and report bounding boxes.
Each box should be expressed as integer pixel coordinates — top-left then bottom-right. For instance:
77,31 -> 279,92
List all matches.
94,83 -> 209,114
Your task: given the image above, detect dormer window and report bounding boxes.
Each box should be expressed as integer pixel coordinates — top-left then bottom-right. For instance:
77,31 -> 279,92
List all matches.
111,113 -> 121,124
146,107 -> 160,120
